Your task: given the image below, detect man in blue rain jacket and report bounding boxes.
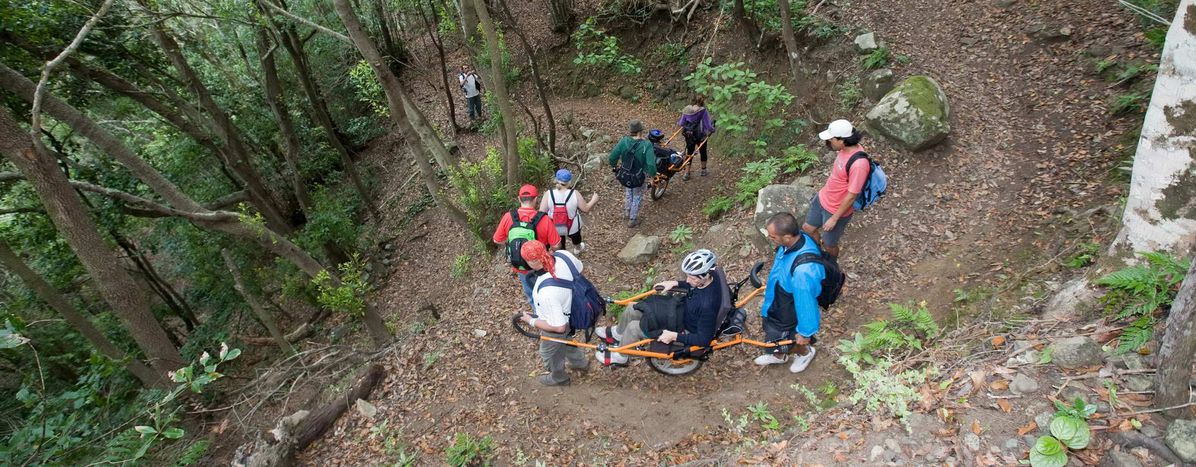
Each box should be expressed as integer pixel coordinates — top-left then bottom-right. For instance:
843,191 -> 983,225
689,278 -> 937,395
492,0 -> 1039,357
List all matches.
754,212 -> 824,374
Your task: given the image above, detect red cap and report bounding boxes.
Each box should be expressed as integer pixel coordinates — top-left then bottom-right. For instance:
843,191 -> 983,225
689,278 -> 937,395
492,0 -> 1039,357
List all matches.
518,184 -> 537,197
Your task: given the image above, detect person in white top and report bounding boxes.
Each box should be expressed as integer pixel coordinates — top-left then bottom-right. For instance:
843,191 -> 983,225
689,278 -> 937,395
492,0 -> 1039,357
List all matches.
457,64 -> 484,121
517,240 -> 590,386
539,169 -> 598,254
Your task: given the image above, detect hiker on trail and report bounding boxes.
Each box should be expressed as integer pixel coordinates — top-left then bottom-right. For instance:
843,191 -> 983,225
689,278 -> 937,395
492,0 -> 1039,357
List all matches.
492,184 -> 560,306
539,169 -> 598,255
457,64 -> 484,121
593,249 -> 730,365
648,129 -> 683,175
677,96 -> 715,180
607,120 -> 656,228
804,119 -> 872,258
754,213 -> 825,374
517,240 -> 591,386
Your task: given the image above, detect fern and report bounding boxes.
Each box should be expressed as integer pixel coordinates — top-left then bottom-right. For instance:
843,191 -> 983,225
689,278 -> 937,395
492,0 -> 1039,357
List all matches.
1117,316 -> 1154,354
1098,252 -> 1189,322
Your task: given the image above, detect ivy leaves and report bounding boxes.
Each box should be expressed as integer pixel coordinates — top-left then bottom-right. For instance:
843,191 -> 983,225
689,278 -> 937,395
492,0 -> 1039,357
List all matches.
1030,436 -> 1067,467
1029,398 -> 1095,466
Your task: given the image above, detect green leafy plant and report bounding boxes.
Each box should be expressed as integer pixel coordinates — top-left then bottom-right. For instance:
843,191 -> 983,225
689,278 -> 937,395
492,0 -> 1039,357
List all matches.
312,254 -> 370,318
669,224 -> 694,244
573,17 -> 642,75
656,41 -> 689,65
734,159 -> 781,207
444,433 -> 495,466
348,60 -> 387,118
451,254 -> 471,278
838,302 -> 939,364
1031,398 -> 1096,466
1095,58 -> 1117,74
703,195 -> 735,221
862,46 -> 891,70
837,77 -> 863,110
721,407 -> 751,436
1038,345 -> 1054,364
1110,92 -> 1149,115
747,402 -> 781,431
1030,436 -> 1068,467
1064,242 -> 1100,268
684,59 -> 794,149
1097,251 -> 1189,353
779,145 -> 820,174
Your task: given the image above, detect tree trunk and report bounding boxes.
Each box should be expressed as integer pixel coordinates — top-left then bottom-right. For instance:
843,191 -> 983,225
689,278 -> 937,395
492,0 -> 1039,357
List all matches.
732,0 -> 761,48
399,90 -> 456,171
331,0 -> 472,233
456,0 -> 479,46
374,0 -> 404,77
421,0 -> 461,133
1112,0 -> 1196,256
112,232 -> 199,331
136,11 -> 295,234
498,0 -> 556,156
0,108 -> 183,376
777,0 -> 802,87
256,30 -> 313,214
222,249 -> 293,354
473,0 -> 520,186
1155,261 -> 1196,417
0,239 -> 163,387
546,0 -> 575,34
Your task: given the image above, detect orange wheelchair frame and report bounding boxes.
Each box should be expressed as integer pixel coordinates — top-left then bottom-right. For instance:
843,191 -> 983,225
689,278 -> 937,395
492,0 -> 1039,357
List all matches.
647,127 -> 709,201
511,262 -> 803,375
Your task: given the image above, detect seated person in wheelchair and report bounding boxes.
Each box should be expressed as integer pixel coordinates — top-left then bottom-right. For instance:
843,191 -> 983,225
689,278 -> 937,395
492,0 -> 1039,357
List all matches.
648,129 -> 683,175
594,249 -> 732,365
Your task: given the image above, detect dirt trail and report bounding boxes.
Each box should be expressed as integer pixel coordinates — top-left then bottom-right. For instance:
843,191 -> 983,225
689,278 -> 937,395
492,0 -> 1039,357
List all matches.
298,0 -> 1150,463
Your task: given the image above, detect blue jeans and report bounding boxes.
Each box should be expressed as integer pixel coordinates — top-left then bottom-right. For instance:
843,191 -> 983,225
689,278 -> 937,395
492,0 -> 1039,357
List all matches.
519,271 -> 537,309
466,95 -> 483,119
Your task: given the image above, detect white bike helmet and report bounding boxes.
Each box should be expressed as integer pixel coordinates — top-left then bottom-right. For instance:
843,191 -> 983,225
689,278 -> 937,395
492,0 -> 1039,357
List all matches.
681,249 -> 717,276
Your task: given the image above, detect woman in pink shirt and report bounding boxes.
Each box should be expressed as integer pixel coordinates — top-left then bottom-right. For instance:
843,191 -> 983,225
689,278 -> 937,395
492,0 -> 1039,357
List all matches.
803,120 -> 871,258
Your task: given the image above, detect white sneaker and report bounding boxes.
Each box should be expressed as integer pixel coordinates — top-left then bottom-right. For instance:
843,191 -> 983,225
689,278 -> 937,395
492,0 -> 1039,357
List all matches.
577,242 -> 588,254
595,326 -> 621,343
753,353 -> 787,366
789,347 -> 816,373
595,349 -> 629,366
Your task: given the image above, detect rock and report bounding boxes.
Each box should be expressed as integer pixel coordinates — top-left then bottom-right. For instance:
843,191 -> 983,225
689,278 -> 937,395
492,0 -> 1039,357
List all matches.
618,86 -> 636,101
696,224 -> 745,261
864,76 -> 951,151
1099,449 -> 1143,467
1010,373 -> 1040,394
1035,413 -> 1054,431
1123,375 -> 1154,392
1006,349 -> 1039,367
869,445 -> 886,461
1167,419 -> 1196,463
1053,336 -> 1103,369
354,398 -> 377,418
963,432 -> 981,451
1004,438 -> 1020,450
792,174 -> 818,190
885,438 -> 901,453
1044,278 -> 1102,321
744,224 -> 772,254
994,0 -> 1016,7
580,127 -> 597,140
617,234 -> 660,264
854,32 -> 880,54
473,329 -> 488,338
754,184 -> 817,237
926,445 -> 950,461
1107,353 -> 1145,370
737,244 -> 754,258
330,323 -> 354,343
862,68 -> 896,102
383,243 -> 395,251
445,140 -> 461,156
583,153 -> 606,173
595,134 -> 613,147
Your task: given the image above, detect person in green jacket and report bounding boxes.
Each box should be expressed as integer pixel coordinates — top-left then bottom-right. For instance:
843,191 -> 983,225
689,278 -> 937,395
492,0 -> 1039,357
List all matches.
607,120 -> 656,228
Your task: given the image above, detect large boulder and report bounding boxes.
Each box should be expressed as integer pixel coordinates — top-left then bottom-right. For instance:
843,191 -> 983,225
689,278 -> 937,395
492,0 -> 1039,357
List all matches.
862,69 -> 896,102
618,234 -> 660,264
864,76 -> 951,151
696,224 -> 740,260
1166,419 -> 1196,463
854,32 -> 880,54
583,153 -> 606,173
752,184 -> 816,245
1052,336 -> 1103,369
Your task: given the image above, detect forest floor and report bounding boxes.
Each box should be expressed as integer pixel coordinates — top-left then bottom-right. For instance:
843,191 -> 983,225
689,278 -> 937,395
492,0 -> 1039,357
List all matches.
222,0 -> 1169,464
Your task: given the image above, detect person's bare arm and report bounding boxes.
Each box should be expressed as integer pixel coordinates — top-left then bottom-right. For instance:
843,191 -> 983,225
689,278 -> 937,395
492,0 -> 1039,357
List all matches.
822,192 -> 858,232
579,193 -> 599,212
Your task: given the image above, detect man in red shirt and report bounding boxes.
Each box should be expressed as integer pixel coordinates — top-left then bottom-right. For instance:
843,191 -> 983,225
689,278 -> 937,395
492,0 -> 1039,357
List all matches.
493,184 -> 561,306
803,119 -> 871,258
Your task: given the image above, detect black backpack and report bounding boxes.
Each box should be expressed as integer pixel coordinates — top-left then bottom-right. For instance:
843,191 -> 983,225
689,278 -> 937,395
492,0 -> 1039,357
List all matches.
615,139 -> 646,188
682,118 -> 703,142
789,253 -> 845,309
505,209 -> 547,271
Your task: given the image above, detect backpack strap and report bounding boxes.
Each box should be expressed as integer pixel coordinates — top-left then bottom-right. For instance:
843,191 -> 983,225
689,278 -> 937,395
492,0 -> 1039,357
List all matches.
507,208 -> 523,230
528,211 -> 548,234
564,189 -> 574,204
789,253 -> 825,275
552,251 -> 580,280
844,151 -> 871,178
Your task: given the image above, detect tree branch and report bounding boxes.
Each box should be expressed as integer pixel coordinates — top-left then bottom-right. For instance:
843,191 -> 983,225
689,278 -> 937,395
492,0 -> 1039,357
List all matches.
259,0 -> 352,44
30,0 -> 116,138
0,171 -> 238,222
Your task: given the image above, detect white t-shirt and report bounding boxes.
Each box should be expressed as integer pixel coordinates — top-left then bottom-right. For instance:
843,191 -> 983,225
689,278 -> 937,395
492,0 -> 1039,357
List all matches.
539,188 -> 581,235
532,251 -> 583,328
458,73 -> 481,98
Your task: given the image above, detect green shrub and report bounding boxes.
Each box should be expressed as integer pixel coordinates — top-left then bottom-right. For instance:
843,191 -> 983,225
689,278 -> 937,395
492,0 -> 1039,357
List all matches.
733,159 -> 781,206
517,136 -> 554,187
669,224 -> 694,244
447,147 -> 514,243
656,41 -> 688,65
837,77 -> 863,110
444,433 -> 494,466
451,254 -> 471,278
1110,92 -> 1149,115
312,255 -> 370,318
780,145 -> 820,174
1064,242 -> 1100,268
684,60 -> 794,151
348,60 -> 387,118
862,46 -> 891,70
703,195 -> 734,221
573,17 -> 641,75
1096,251 -> 1189,353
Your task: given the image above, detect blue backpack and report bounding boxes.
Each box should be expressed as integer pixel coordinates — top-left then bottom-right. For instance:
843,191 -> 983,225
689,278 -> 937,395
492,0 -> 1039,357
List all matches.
846,151 -> 887,210
538,252 -> 606,340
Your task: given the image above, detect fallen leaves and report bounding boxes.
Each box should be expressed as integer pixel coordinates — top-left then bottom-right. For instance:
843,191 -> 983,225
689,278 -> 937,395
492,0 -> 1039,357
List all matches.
996,399 -> 1012,413
1017,421 -> 1038,436
971,420 -> 983,435
991,335 -> 1006,348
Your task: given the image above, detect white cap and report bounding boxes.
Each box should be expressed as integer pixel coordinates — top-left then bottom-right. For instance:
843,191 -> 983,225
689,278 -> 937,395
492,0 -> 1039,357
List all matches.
818,119 -> 855,140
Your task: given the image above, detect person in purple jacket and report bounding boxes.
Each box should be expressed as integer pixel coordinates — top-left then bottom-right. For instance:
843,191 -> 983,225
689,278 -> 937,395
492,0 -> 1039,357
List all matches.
677,96 -> 715,180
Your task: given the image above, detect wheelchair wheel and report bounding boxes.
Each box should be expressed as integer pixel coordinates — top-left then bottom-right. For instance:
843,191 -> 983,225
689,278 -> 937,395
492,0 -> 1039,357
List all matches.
510,313 -> 539,339
647,356 -> 702,376
650,178 -> 668,200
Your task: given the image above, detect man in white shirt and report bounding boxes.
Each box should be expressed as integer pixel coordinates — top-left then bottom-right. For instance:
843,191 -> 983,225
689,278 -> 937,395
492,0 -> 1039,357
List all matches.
457,64 -> 484,121
518,240 -> 589,386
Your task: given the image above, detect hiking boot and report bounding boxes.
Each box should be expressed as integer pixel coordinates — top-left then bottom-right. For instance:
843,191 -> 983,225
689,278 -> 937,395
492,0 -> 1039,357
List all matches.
595,349 -> 629,366
753,353 -> 788,366
700,169 -> 708,177
567,361 -> 591,372
538,375 -> 570,386
789,347 -> 816,374
628,218 -> 640,228
682,171 -> 691,181
594,326 -> 621,344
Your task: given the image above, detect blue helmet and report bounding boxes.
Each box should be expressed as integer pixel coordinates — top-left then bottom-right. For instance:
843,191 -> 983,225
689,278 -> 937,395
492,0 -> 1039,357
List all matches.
648,129 -> 664,143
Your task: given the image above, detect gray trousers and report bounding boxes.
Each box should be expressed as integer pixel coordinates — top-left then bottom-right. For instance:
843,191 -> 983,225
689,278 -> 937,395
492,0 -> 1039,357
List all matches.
539,330 -> 588,383
614,304 -> 647,351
